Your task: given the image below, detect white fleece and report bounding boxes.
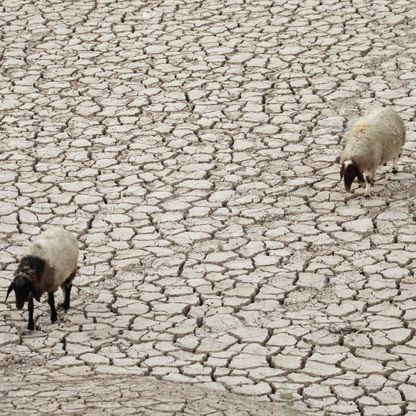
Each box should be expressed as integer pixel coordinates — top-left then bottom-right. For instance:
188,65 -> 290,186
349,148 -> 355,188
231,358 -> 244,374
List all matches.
27,227 -> 79,292
341,107 -> 406,172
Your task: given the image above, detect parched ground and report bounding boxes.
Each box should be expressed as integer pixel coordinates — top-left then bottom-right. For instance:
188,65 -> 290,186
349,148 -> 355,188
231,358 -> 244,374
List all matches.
1,0 -> 416,415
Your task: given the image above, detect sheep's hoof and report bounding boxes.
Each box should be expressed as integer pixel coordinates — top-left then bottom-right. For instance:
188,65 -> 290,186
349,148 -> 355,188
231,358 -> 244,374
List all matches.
27,323 -> 35,331
51,314 -> 57,323
392,168 -> 398,174
59,303 -> 70,311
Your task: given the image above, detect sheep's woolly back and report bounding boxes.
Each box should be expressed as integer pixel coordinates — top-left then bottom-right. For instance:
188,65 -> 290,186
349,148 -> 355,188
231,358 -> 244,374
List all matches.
27,227 -> 79,292
341,107 -> 405,172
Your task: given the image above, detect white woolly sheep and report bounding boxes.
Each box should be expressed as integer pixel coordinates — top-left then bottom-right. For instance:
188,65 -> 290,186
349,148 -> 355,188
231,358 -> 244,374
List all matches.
6,227 -> 79,331
340,107 -> 406,195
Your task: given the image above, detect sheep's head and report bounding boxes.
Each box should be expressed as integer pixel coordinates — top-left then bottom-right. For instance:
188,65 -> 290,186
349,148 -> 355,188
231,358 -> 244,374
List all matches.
6,276 -> 37,309
6,256 -> 44,308
340,160 -> 365,192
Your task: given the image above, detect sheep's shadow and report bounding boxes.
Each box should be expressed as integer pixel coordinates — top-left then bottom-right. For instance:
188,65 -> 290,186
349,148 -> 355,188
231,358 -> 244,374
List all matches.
379,168 -> 416,202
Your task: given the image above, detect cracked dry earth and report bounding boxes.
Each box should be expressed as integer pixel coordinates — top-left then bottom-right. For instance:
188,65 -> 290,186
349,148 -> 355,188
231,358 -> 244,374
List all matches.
1,0 -> 416,415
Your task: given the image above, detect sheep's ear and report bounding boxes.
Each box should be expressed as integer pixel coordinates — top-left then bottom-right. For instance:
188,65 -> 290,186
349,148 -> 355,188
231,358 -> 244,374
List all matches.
6,282 -> 14,301
340,164 -> 345,179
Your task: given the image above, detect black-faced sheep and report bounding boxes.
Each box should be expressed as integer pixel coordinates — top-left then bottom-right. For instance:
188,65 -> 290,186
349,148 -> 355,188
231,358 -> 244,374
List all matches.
6,227 -> 79,331
340,107 -> 406,195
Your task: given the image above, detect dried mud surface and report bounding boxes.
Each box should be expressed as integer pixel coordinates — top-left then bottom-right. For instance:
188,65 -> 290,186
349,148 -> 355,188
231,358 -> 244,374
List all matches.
1,0 -> 416,415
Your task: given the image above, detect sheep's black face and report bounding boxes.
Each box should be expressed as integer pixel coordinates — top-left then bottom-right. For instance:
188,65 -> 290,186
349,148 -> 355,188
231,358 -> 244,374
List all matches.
12,276 -> 32,309
340,161 -> 365,192
343,164 -> 356,192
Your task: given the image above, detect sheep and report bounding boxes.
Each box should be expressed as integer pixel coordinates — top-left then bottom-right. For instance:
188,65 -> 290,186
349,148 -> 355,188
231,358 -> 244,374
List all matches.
340,107 -> 406,195
5,227 -> 79,331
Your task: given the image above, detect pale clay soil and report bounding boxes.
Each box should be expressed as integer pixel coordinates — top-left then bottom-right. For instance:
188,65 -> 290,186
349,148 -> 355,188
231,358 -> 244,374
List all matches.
1,0 -> 416,415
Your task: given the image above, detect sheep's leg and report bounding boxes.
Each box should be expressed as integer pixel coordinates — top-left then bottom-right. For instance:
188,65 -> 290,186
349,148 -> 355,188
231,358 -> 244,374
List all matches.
364,181 -> 371,196
28,298 -> 35,331
62,282 -> 72,311
61,270 -> 76,311
364,172 -> 375,196
392,158 -> 398,174
48,293 -> 57,323
364,169 -> 376,196
365,176 -> 375,186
